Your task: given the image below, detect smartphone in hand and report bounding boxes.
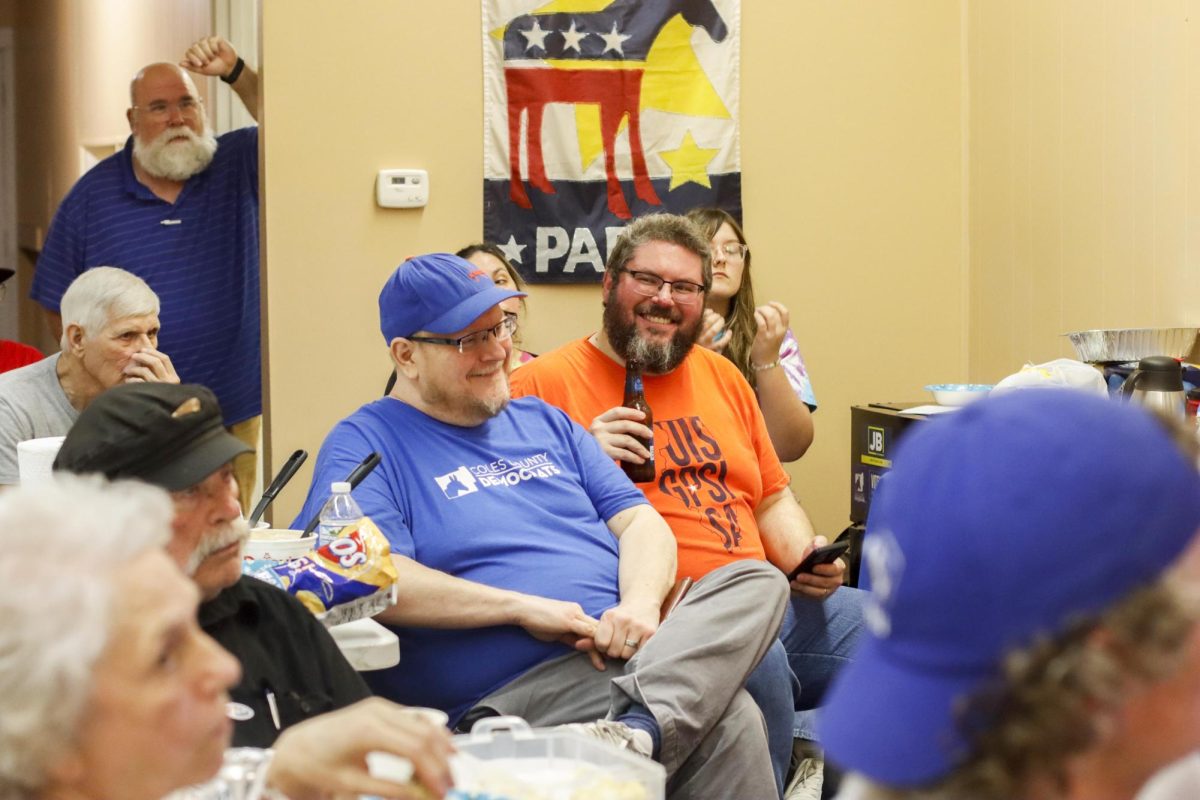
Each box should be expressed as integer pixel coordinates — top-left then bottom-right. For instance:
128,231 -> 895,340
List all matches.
787,540 -> 851,582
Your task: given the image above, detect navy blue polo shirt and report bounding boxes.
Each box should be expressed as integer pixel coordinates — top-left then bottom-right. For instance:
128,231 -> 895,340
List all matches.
32,127 -> 261,425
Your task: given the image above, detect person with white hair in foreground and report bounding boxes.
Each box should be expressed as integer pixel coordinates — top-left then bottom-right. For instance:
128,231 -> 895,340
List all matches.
0,266 -> 178,485
819,390 -> 1200,800
0,476 -> 453,800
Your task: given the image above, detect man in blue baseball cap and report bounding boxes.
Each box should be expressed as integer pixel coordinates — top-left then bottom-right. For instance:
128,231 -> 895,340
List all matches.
819,390 -> 1200,800
295,252 -> 789,800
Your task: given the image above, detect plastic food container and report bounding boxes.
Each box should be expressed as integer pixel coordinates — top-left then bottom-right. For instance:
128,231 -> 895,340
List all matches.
242,529 -> 314,564
924,384 -> 993,407
449,717 -> 666,800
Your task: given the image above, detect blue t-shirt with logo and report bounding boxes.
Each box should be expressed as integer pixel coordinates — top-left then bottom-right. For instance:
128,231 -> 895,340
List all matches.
292,396 -> 647,724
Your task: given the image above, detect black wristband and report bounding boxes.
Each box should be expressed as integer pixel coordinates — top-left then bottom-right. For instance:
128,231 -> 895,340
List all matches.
220,56 -> 245,85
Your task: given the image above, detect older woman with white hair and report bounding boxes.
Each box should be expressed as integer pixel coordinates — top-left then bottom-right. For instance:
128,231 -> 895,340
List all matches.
0,266 -> 180,485
0,475 -> 235,799
0,476 -> 454,800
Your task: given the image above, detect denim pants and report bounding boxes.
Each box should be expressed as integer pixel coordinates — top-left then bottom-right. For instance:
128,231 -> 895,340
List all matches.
744,585 -> 866,797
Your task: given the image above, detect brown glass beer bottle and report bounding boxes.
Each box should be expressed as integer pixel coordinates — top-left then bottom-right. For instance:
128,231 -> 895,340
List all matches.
622,359 -> 655,483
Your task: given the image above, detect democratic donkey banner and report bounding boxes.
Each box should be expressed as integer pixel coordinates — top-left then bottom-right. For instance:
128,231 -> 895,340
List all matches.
483,0 -> 741,283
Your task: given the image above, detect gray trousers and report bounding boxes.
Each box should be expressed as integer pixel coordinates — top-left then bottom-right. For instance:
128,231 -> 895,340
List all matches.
472,560 -> 789,800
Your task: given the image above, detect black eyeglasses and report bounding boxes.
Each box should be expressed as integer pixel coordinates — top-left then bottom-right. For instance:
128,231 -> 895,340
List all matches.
619,269 -> 706,305
408,315 -> 517,354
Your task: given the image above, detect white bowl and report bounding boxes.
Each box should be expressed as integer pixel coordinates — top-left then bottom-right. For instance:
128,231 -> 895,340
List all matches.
925,384 -> 993,407
243,529 -> 315,564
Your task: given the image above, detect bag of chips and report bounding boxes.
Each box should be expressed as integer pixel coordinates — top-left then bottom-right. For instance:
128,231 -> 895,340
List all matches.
247,517 -> 398,626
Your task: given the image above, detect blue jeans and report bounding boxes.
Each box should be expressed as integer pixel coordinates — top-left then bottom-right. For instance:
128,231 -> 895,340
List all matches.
744,586 -> 866,796
744,640 -> 799,797
786,586 -> 865,738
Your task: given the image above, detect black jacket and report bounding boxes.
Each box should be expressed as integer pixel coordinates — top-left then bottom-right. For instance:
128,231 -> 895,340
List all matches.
200,576 -> 371,747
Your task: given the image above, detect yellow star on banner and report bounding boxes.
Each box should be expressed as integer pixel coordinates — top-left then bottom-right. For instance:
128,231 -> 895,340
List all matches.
659,130 -> 719,190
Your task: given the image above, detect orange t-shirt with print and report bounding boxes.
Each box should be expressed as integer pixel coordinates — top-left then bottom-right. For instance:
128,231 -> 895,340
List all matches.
510,337 -> 790,582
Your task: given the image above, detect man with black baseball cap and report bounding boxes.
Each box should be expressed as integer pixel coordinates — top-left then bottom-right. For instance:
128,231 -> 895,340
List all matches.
55,382 -> 369,748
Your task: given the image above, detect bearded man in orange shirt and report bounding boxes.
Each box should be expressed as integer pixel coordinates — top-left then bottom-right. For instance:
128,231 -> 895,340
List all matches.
512,213 -> 865,799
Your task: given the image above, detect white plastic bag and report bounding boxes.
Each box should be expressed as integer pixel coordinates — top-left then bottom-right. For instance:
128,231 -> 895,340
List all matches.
991,358 -> 1108,398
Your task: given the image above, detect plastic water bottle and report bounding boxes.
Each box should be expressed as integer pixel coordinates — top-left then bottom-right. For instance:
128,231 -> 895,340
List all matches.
316,481 -> 363,548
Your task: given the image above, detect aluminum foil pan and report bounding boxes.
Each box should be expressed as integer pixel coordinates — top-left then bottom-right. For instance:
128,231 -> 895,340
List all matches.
1064,328 -> 1200,363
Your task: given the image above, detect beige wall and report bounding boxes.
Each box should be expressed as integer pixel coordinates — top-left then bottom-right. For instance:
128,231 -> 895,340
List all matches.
74,0 -> 213,146
967,0 -> 1200,381
261,1 -> 967,532
743,3 -> 966,533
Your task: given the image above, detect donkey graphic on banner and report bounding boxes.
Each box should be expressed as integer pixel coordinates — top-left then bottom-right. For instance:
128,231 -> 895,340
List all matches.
483,0 -> 742,284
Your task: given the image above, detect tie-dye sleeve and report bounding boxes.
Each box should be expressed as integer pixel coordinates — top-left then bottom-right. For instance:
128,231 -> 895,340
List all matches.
778,329 -> 817,410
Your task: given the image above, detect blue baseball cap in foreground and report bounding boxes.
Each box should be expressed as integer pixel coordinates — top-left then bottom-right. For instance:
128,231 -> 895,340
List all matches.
820,390 -> 1200,787
378,253 -> 526,343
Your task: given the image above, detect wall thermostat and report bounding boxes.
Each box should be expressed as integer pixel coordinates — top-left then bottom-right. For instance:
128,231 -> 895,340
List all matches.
376,169 -> 428,208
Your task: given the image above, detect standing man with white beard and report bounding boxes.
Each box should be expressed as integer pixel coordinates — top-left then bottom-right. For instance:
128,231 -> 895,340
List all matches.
31,36 -> 263,511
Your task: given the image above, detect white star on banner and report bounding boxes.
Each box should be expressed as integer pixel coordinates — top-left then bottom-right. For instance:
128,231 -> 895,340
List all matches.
560,21 -> 588,53
499,235 -> 527,265
600,22 -> 631,56
520,20 -> 550,52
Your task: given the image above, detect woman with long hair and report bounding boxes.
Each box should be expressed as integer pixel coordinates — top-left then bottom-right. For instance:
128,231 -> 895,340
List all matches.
686,208 -> 816,461
456,242 -> 537,371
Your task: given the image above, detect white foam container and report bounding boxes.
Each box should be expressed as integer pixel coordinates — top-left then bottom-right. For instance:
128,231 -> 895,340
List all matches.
242,529 -> 315,564
451,717 -> 665,800
17,436 -> 65,485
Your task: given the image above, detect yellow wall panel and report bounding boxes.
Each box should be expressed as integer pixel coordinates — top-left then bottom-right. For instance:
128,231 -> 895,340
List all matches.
969,0 -> 1200,382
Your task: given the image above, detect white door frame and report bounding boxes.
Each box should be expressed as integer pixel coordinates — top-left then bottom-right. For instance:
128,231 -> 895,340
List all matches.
213,0 -> 264,509
213,0 -> 259,134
